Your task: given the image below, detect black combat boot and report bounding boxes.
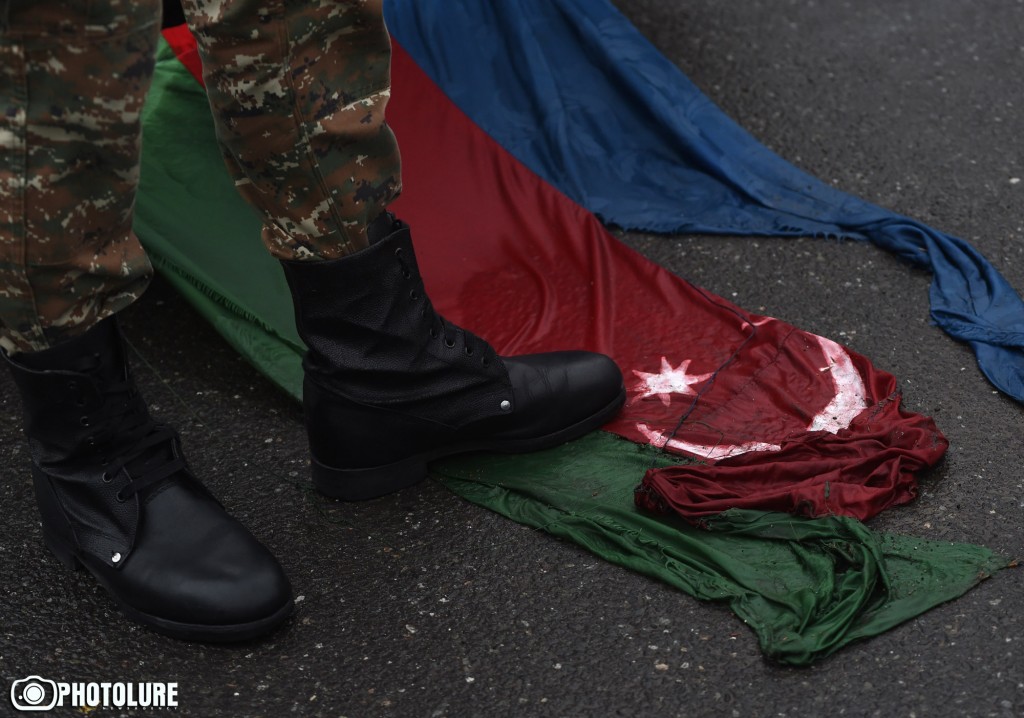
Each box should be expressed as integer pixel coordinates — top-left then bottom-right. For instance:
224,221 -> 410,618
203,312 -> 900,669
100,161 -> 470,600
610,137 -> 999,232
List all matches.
5,317 -> 293,641
281,214 -> 626,500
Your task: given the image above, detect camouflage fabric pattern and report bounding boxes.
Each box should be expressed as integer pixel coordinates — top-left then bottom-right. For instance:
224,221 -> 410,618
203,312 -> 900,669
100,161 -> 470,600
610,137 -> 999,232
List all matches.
183,0 -> 401,260
0,0 -> 161,353
1,0 -> 400,353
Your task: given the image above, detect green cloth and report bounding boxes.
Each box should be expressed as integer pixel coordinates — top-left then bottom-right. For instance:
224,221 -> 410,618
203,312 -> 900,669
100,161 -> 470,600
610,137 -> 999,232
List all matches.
135,39 -> 1008,666
433,432 -> 1006,665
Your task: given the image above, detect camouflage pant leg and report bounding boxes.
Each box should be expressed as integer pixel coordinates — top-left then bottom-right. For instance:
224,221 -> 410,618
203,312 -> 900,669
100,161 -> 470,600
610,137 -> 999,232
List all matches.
0,0 -> 161,354
182,0 -> 401,261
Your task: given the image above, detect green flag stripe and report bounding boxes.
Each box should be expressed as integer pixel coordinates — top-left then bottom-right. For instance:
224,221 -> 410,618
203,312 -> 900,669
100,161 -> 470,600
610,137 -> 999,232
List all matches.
432,432 -> 1006,665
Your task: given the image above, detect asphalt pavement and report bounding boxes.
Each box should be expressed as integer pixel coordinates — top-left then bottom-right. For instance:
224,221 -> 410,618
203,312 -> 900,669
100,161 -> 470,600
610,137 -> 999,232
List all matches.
1,1 -> 1022,716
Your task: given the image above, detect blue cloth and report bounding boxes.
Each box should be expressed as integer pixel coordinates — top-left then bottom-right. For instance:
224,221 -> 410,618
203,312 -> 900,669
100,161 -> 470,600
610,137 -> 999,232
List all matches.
385,0 -> 1024,402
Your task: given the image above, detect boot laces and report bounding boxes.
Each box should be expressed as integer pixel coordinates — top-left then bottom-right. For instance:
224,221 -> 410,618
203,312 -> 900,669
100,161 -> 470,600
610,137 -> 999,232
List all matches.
395,246 -> 490,364
76,356 -> 187,501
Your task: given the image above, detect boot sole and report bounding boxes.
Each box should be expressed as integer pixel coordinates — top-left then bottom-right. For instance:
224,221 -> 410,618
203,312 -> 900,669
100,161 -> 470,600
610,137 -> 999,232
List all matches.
42,530 -> 294,643
312,386 -> 626,500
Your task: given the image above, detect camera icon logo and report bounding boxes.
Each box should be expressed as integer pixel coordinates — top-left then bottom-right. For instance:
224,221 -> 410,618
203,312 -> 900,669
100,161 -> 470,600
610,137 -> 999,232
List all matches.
10,676 -> 59,712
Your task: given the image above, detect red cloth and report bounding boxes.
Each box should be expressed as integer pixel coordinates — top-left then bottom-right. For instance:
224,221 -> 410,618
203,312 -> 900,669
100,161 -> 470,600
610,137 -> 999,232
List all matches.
636,392 -> 947,522
162,24 -> 204,85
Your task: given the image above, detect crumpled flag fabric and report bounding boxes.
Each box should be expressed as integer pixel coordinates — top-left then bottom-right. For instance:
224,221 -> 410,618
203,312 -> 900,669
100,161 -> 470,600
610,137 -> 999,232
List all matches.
384,0 -> 1024,403
636,391 -> 946,522
433,432 -> 1007,666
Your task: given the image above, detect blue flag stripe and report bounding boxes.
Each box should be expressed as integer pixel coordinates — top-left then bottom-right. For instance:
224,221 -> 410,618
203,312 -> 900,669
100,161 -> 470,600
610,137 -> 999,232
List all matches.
384,0 -> 1024,401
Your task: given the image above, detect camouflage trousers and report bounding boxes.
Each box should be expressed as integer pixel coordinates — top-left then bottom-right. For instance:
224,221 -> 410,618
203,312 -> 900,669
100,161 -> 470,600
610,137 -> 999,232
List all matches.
0,0 -> 400,354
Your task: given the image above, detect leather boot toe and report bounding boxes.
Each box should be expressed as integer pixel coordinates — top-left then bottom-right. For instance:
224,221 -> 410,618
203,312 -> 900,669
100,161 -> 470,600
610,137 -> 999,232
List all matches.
490,351 -> 625,442
81,483 -> 293,640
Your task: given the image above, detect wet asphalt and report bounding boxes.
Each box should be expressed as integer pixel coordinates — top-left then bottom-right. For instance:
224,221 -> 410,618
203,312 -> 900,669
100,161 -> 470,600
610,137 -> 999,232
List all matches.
1,1 -> 1023,716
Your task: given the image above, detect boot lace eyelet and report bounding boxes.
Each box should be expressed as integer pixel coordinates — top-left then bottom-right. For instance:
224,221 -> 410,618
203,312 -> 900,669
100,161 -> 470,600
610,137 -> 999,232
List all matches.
444,338 -> 456,349
115,491 -> 126,503
79,416 -> 90,427
481,357 -> 490,367
101,472 -> 112,483
409,290 -> 419,301
464,346 -> 474,356
429,328 -> 438,339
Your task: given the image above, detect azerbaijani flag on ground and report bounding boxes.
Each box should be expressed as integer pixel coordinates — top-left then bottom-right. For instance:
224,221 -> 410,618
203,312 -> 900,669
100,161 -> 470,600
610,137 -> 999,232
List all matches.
135,3 -> 1013,666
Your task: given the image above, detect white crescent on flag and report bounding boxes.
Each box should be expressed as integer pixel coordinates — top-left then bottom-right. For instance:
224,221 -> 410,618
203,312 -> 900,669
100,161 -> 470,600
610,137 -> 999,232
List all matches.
634,333 -> 868,460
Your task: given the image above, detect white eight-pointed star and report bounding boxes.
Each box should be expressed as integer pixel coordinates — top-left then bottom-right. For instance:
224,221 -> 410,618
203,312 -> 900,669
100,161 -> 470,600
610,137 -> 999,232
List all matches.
630,357 -> 714,407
